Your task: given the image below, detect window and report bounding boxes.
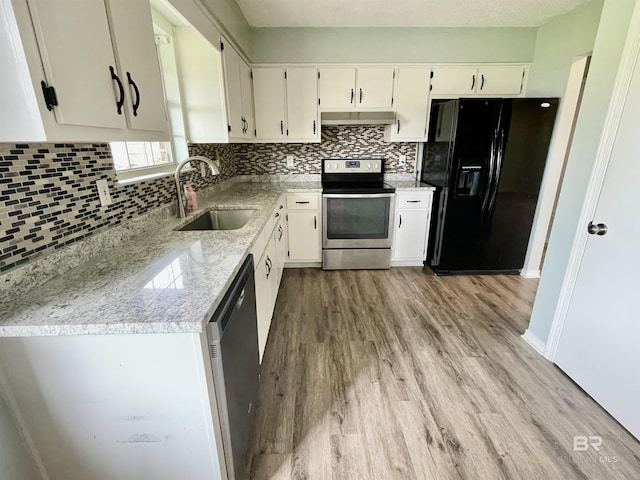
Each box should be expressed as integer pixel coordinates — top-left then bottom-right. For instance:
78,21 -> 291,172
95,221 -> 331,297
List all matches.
110,141 -> 173,170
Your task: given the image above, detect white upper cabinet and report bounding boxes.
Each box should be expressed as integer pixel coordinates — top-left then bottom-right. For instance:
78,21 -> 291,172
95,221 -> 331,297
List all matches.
318,68 -> 356,109
286,67 -> 319,141
0,0 -> 169,142
431,65 -> 527,97
221,40 -> 254,141
476,66 -> 526,96
319,67 -> 394,110
356,67 -> 395,109
387,67 -> 431,142
430,66 -> 478,96
253,67 -> 286,140
252,66 -> 319,142
106,0 -> 167,132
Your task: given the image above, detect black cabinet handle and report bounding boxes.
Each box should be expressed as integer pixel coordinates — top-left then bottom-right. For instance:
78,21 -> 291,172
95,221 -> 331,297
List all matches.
359,88 -> 363,104
471,74 -> 476,90
280,120 -> 284,135
279,205 -> 284,209
399,214 -> 402,228
109,66 -> 125,115
350,88 -> 354,104
313,120 -> 316,135
295,201 -> 310,204
406,200 -> 421,203
275,212 -> 280,218
245,118 -> 249,133
126,72 -> 140,117
314,215 -> 317,229
397,119 -> 400,134
265,258 -> 270,278
481,74 -> 485,90
241,117 -> 245,133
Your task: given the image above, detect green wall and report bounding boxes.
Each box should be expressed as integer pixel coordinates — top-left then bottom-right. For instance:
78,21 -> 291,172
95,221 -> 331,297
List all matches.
527,0 -> 637,347
526,0 -> 604,97
250,27 -> 537,64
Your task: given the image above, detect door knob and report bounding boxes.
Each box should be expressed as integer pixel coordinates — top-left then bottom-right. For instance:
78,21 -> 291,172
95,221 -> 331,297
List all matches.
587,222 -> 608,236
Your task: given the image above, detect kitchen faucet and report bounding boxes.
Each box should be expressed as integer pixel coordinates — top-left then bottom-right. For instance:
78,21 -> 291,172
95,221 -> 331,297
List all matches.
174,156 -> 220,218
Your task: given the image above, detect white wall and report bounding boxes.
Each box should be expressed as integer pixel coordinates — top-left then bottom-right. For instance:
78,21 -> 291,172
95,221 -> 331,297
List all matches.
0,389 -> 40,480
250,27 -> 537,64
520,0 -> 604,278
526,0 -> 638,348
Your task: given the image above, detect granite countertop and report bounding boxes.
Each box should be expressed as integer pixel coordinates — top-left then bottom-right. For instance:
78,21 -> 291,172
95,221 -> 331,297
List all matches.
0,180 -> 321,337
386,179 -> 437,191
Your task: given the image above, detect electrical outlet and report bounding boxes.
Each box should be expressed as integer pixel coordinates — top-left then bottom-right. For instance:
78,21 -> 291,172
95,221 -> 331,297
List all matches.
286,155 -> 295,167
96,179 -> 112,207
399,154 -> 407,166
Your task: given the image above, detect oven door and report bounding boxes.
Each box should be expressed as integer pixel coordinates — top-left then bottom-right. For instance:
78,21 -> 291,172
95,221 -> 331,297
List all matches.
323,193 -> 396,249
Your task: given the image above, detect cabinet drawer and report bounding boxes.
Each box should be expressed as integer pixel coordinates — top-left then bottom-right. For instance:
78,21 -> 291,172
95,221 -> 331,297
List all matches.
287,194 -> 319,210
397,192 -> 433,210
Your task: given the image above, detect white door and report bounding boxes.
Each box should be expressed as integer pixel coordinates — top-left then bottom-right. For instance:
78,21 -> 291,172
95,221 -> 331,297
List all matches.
106,0 -> 168,133
221,42 -> 244,138
275,217 -> 287,285
286,67 -> 318,140
430,66 -> 478,96
319,68 -> 356,109
393,67 -> 431,141
287,211 -> 321,261
27,0 -> 127,129
239,60 -> 255,138
253,68 -> 286,140
554,51 -> 640,439
476,66 -> 525,96
254,252 -> 272,363
392,209 -> 430,261
356,67 -> 394,109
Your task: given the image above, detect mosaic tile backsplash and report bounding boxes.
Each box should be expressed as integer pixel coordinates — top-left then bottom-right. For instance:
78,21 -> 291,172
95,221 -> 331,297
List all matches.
234,126 -> 418,175
0,143 -> 235,273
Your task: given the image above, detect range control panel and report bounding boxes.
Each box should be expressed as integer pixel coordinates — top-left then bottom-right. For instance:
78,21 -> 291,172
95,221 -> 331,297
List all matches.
323,159 -> 383,173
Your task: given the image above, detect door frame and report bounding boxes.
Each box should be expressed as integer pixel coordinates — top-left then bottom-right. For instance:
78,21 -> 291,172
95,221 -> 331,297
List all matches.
544,2 -> 640,360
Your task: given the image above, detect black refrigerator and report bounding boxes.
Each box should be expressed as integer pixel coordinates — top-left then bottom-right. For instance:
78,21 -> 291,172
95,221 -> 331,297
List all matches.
421,98 -> 559,274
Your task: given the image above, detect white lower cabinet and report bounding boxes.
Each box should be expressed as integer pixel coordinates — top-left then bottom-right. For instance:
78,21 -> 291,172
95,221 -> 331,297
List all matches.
391,191 -> 434,266
286,193 -> 322,263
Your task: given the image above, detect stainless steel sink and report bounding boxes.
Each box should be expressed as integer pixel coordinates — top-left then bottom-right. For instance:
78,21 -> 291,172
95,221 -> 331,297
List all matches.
177,209 -> 256,231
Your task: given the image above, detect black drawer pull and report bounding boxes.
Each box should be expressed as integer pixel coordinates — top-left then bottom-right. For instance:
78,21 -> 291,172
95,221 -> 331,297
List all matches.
275,212 -> 280,217
314,215 -> 317,229
296,201 -> 310,204
406,200 -> 421,203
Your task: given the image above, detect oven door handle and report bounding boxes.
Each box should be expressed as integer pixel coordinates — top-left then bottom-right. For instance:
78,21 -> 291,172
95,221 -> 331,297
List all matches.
322,193 -> 396,199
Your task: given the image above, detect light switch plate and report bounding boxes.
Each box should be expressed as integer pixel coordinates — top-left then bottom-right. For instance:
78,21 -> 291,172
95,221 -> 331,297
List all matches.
96,179 -> 112,207
286,155 -> 295,167
399,154 -> 407,166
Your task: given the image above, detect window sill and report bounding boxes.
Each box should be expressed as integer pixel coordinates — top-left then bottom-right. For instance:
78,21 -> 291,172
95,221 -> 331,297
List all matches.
115,164 -> 202,186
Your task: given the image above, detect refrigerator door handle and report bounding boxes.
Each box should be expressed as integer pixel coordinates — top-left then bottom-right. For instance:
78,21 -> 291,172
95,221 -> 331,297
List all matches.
481,130 -> 498,215
487,130 -> 505,216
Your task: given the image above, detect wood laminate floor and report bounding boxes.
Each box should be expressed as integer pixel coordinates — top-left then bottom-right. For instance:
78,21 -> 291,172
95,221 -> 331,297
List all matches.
244,268 -> 640,480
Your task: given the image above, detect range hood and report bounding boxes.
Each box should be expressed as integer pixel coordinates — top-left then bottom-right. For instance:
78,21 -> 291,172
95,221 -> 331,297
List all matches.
320,111 -> 396,126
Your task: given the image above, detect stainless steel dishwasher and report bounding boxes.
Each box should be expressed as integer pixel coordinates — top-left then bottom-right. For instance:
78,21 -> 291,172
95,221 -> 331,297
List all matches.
207,254 -> 260,480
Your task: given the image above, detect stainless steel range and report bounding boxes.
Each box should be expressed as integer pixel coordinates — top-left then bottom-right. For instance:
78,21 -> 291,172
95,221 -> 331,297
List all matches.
322,158 -> 396,270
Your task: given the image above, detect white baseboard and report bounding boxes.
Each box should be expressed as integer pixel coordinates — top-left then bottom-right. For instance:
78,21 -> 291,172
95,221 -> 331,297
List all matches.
522,329 -> 547,357
520,269 -> 541,279
390,260 -> 425,267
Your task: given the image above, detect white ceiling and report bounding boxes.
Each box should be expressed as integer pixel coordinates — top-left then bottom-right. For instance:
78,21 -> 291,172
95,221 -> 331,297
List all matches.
235,0 -> 590,28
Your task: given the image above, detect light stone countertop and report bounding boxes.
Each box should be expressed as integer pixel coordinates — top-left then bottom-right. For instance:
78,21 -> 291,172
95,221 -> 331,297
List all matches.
0,180 -> 320,337
386,180 -> 437,191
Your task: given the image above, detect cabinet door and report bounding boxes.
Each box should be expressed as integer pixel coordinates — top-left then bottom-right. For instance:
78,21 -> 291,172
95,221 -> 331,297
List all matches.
221,42 -> 244,138
393,67 -> 431,141
392,209 -> 430,261
286,68 -> 318,141
275,217 -> 287,285
476,66 -> 526,96
254,253 -> 272,362
430,66 -> 478,96
106,0 -> 168,133
319,68 -> 356,109
253,67 -> 286,140
27,0 -> 127,129
356,67 -> 394,109
240,60 -> 255,138
287,211 -> 321,261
